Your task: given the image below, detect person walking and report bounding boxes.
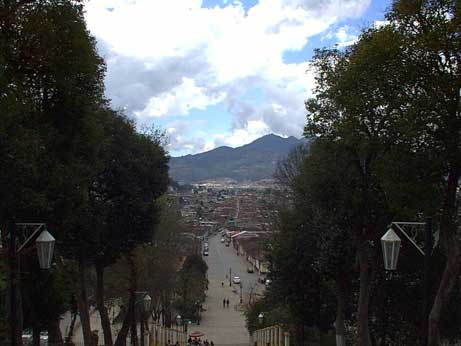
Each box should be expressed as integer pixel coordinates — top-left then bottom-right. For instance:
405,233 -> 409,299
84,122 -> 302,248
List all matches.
223,298 -> 226,308
226,298 -> 229,308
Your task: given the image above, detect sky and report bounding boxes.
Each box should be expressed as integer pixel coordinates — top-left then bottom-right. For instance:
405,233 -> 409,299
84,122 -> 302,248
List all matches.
84,0 -> 392,157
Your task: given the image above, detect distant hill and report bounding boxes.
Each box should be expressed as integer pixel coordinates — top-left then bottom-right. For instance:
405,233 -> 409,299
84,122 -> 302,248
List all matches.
169,134 -> 308,183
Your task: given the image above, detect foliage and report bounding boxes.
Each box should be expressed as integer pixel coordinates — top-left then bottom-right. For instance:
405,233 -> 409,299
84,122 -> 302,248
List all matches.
174,255 -> 208,322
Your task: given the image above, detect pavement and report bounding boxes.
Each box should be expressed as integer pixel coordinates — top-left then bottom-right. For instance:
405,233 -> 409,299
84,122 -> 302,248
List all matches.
193,233 -> 265,346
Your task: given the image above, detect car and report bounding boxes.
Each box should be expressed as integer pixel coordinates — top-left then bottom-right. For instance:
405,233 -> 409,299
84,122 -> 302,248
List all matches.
225,242 -> 230,247
247,267 -> 254,273
258,277 -> 266,284
203,250 -> 209,256
232,276 -> 241,284
220,238 -> 225,243
265,279 -> 272,286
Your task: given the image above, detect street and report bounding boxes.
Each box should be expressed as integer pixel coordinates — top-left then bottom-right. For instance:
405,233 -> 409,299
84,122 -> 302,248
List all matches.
194,233 -> 265,345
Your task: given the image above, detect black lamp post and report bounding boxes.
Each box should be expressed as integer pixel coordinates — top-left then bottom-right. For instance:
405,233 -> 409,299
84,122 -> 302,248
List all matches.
381,218 -> 434,346
8,222 -> 56,346
140,294 -> 151,346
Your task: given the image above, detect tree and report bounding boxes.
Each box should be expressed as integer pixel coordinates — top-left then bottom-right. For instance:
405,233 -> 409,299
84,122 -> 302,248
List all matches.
1,1 -> 106,345
304,1 -> 461,344
175,255 -> 208,323
80,112 -> 169,346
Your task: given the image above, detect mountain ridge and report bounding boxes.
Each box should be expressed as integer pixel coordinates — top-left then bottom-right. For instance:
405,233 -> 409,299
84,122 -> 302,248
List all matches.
169,134 -> 307,183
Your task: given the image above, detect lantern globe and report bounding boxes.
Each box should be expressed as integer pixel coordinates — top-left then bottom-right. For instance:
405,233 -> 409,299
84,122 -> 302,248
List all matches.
381,228 -> 401,270
258,313 -> 264,324
143,294 -> 152,311
35,230 -> 55,269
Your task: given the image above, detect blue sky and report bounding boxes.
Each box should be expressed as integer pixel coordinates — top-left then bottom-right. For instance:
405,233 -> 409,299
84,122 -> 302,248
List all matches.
85,0 -> 392,156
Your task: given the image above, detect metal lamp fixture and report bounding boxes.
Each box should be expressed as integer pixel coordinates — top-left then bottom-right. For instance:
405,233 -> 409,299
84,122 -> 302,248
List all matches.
258,312 -> 264,325
35,229 -> 56,269
143,294 -> 152,311
380,228 -> 401,270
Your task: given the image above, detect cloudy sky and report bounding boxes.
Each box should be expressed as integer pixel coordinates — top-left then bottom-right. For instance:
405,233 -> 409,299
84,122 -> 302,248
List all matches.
84,0 -> 391,156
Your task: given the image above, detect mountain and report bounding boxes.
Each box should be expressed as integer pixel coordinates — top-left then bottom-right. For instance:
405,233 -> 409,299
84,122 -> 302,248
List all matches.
169,134 -> 308,183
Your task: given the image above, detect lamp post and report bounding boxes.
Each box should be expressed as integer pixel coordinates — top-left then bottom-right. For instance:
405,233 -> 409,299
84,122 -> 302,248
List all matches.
133,292 -> 151,346
176,315 -> 182,345
380,217 -> 434,346
8,222 -> 55,346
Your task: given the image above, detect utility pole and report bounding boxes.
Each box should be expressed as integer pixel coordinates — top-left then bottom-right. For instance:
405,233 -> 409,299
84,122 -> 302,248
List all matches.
229,267 -> 232,287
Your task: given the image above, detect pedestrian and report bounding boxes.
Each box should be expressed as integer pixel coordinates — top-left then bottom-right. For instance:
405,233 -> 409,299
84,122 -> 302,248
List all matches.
221,281 -> 224,287
226,298 -> 229,308
210,341 -> 214,346
223,298 -> 226,308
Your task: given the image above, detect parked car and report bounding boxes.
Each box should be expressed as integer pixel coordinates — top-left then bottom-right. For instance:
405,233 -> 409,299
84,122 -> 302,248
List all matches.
232,276 -> 241,284
258,277 -> 266,284
265,279 -> 272,286
225,242 -> 230,247
203,250 -> 209,256
247,267 -> 254,273
220,238 -> 225,243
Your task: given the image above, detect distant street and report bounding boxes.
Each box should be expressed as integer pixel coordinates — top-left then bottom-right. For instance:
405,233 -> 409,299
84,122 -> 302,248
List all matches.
194,233 -> 265,345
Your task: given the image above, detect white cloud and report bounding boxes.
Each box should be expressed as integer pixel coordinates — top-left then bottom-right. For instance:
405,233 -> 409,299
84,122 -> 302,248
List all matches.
374,20 -> 389,28
136,77 -> 226,117
85,0 -> 371,153
335,25 -> 359,47
213,119 -> 272,148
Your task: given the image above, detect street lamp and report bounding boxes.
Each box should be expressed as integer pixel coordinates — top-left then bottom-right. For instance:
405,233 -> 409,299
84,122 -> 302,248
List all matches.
36,230 -> 56,269
134,292 -> 151,346
8,222 -> 55,346
258,312 -> 264,325
381,228 -> 401,270
143,294 -> 152,312
380,218 -> 435,346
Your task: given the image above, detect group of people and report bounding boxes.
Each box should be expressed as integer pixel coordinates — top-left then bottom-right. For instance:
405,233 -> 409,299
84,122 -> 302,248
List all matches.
222,298 -> 230,308
187,337 -> 214,346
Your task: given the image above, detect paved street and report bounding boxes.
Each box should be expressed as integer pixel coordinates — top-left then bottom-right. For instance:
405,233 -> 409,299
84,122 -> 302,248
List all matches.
192,233 -> 265,346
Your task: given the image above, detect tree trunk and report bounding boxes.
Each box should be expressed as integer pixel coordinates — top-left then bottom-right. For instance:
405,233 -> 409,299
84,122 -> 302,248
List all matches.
335,274 -> 348,346
428,168 -> 460,346
48,317 -> 64,346
96,263 -> 114,346
357,243 -> 372,346
67,311 -> 78,343
76,258 -> 93,346
114,297 -> 134,346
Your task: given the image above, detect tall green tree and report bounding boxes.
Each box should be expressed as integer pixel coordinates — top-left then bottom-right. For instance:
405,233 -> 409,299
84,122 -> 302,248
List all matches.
304,1 -> 460,344
1,1 -> 106,345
